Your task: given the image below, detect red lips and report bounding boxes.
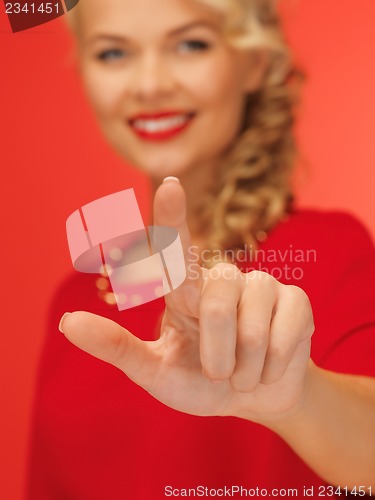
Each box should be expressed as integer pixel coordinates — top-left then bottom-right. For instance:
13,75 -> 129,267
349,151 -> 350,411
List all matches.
128,111 -> 195,142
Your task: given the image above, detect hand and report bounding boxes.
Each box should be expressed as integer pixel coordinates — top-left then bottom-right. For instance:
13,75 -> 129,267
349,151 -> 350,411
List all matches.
60,179 -> 315,425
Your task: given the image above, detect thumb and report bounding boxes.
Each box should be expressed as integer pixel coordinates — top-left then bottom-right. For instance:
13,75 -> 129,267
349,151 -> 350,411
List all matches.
59,311 -> 158,390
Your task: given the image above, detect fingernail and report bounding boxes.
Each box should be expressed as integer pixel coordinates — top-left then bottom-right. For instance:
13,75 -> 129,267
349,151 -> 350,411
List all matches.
58,312 -> 71,333
162,176 -> 180,184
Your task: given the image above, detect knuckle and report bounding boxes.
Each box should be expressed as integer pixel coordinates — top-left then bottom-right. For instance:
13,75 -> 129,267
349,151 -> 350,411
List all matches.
280,285 -> 314,338
266,342 -> 291,363
307,321 -> 315,338
202,298 -> 235,323
241,326 -> 268,351
213,261 -> 237,272
208,262 -> 241,280
110,332 -> 129,366
284,284 -> 310,305
246,270 -> 277,286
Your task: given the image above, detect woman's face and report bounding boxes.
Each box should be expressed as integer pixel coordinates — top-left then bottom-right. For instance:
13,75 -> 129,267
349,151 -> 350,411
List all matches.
77,0 -> 267,181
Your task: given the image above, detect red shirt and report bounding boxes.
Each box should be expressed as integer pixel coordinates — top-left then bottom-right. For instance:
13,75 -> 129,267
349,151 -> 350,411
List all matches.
26,209 -> 375,499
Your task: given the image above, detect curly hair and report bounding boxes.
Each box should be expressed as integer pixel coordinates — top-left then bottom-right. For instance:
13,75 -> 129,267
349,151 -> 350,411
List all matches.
192,0 -> 304,265
66,0 -> 304,266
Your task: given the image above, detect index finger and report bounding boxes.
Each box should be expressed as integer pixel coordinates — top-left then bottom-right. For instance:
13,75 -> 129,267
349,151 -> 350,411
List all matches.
153,177 -> 203,286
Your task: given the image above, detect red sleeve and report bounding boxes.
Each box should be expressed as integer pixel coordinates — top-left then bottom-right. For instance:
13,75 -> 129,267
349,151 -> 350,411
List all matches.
310,212 -> 375,377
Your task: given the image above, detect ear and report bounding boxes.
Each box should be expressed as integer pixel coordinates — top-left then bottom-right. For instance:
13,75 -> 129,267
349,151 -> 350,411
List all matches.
241,49 -> 270,93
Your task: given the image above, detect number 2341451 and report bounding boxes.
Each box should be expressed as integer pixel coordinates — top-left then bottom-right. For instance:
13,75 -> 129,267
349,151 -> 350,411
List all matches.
5,3 -> 61,15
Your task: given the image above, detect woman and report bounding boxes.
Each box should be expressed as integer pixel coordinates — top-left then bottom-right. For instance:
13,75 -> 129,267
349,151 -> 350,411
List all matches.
27,0 -> 375,498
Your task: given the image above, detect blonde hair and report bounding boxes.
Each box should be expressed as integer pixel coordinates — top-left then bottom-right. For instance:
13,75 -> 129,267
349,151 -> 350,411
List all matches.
66,0 -> 303,265
193,0 -> 303,265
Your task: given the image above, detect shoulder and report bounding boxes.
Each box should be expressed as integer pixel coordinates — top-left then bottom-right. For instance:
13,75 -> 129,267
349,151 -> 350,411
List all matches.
285,211 -> 375,372
279,208 -> 372,237
269,208 -> 374,258
260,208 -> 375,305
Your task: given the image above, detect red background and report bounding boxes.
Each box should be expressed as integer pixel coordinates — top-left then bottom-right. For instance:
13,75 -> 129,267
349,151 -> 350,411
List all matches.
1,1 -> 375,498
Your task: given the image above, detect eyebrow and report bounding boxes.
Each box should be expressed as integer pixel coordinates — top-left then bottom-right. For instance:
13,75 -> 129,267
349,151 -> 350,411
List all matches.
86,20 -> 218,45
169,20 -> 218,36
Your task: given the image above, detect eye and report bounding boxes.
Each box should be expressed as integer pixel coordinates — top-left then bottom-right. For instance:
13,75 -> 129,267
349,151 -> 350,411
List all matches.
178,39 -> 210,53
97,48 -> 126,62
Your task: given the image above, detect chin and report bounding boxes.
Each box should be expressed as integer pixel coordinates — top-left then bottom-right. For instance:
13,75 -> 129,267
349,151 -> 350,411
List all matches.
132,154 -> 194,180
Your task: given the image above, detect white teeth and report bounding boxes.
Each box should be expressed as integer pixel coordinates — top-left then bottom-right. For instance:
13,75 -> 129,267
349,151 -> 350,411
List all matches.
132,114 -> 190,133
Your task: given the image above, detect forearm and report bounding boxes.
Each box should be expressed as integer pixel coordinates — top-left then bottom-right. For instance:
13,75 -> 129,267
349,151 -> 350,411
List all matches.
266,361 -> 375,488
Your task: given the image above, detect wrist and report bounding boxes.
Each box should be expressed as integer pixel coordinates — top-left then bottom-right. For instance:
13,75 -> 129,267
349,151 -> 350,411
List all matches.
234,359 -> 319,432
264,360 -> 321,434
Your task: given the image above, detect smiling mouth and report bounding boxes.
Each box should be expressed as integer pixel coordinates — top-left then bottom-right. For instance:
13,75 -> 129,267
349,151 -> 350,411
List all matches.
128,112 -> 196,141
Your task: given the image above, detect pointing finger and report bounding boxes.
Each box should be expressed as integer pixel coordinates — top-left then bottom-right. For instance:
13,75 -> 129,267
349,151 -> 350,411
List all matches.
153,177 -> 199,278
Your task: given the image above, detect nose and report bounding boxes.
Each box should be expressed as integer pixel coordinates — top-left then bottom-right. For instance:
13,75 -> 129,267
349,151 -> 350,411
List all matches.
129,51 -> 176,102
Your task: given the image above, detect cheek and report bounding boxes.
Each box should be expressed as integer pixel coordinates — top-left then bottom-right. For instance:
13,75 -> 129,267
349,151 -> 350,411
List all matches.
81,64 -> 124,120
181,55 -> 246,151
182,54 -> 245,109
